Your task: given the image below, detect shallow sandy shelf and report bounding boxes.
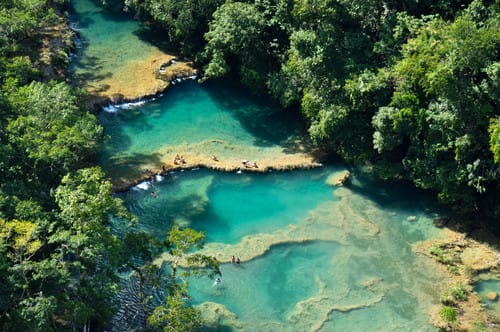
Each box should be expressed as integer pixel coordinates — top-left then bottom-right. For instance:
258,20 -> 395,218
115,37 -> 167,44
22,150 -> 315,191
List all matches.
108,143 -> 323,192
82,48 -> 197,108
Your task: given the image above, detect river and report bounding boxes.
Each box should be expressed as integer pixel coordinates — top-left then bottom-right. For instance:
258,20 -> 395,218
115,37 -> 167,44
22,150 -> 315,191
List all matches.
68,0 -> 490,331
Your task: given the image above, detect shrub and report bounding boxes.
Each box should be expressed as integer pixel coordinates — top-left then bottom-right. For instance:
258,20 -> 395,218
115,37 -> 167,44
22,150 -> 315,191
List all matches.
440,283 -> 468,305
429,244 -> 459,265
448,266 -> 459,275
450,283 -> 468,301
439,306 -> 457,324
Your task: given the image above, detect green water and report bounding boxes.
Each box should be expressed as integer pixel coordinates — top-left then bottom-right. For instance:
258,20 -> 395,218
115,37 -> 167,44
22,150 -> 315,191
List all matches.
69,0 -> 164,86
119,168 -> 336,244
99,79 -> 304,176
70,0 -> 452,330
475,276 -> 500,320
115,166 -> 448,331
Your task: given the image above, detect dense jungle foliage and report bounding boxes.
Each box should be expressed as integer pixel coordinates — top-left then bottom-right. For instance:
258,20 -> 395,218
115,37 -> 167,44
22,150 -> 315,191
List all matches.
0,1 -> 218,331
122,0 -> 500,223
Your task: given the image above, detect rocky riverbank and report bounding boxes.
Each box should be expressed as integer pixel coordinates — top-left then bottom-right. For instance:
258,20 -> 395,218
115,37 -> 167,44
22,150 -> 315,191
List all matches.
414,226 -> 500,331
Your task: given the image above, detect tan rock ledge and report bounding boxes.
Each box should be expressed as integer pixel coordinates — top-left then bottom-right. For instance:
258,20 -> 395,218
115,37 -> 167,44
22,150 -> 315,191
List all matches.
107,141 -> 324,192
83,49 -> 198,109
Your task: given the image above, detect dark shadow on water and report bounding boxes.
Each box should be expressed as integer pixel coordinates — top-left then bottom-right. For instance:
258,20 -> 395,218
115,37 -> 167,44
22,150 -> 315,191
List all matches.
68,0 -> 150,88
344,167 -> 447,215
67,3 -> 118,87
98,104 -> 160,164
192,203 -> 232,243
73,0 -> 178,54
71,53 -> 115,85
133,24 -> 179,54
199,79 -> 308,150
138,193 -> 208,240
101,151 -> 163,186
87,0 -> 136,23
117,190 -> 209,241
347,167 -> 500,246
67,1 -> 97,30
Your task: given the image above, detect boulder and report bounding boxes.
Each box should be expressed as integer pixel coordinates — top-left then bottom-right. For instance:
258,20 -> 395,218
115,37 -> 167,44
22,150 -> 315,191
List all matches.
487,292 -> 498,301
326,170 -> 350,186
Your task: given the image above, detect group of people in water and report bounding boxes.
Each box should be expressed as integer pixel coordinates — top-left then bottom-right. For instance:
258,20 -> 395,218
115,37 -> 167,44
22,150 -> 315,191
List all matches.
212,255 -> 242,287
231,255 -> 241,264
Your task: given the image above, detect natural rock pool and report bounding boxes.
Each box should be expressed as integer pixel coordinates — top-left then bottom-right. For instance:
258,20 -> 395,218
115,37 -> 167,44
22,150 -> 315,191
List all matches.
69,0 -> 499,330
69,0 -> 196,104
115,166 -> 448,331
98,79 -> 317,190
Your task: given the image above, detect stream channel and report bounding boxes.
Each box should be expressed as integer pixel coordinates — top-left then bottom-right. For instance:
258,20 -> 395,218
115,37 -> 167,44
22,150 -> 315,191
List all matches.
67,0 -> 481,331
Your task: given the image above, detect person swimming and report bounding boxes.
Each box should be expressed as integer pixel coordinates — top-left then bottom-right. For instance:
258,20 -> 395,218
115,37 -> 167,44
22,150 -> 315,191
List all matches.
212,277 -> 221,287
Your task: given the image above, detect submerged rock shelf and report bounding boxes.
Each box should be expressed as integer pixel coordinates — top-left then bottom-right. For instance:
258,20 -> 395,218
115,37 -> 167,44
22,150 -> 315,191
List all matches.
84,51 -> 198,109
68,0 -> 198,109
109,147 -> 323,192
153,186 -> 380,266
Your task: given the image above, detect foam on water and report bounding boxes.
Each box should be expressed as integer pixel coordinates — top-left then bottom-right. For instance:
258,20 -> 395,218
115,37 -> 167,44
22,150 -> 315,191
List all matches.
102,99 -> 150,113
133,181 -> 151,191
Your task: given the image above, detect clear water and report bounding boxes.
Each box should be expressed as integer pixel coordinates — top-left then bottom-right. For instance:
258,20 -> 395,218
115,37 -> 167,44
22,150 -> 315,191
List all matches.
69,0 -> 155,82
116,168 -> 337,244
115,166 -> 448,331
99,79 -> 304,179
70,0 -> 450,330
475,276 -> 500,320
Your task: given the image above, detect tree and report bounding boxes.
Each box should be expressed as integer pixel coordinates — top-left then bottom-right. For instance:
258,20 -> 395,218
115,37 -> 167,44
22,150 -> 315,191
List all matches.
0,0 -> 61,45
125,0 -> 223,55
50,167 -> 134,330
203,2 -> 269,89
114,225 -> 219,331
372,8 -> 500,216
148,293 -> 203,332
145,226 -> 219,332
489,117 -> 500,164
0,1 -> 139,330
7,82 -> 102,183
